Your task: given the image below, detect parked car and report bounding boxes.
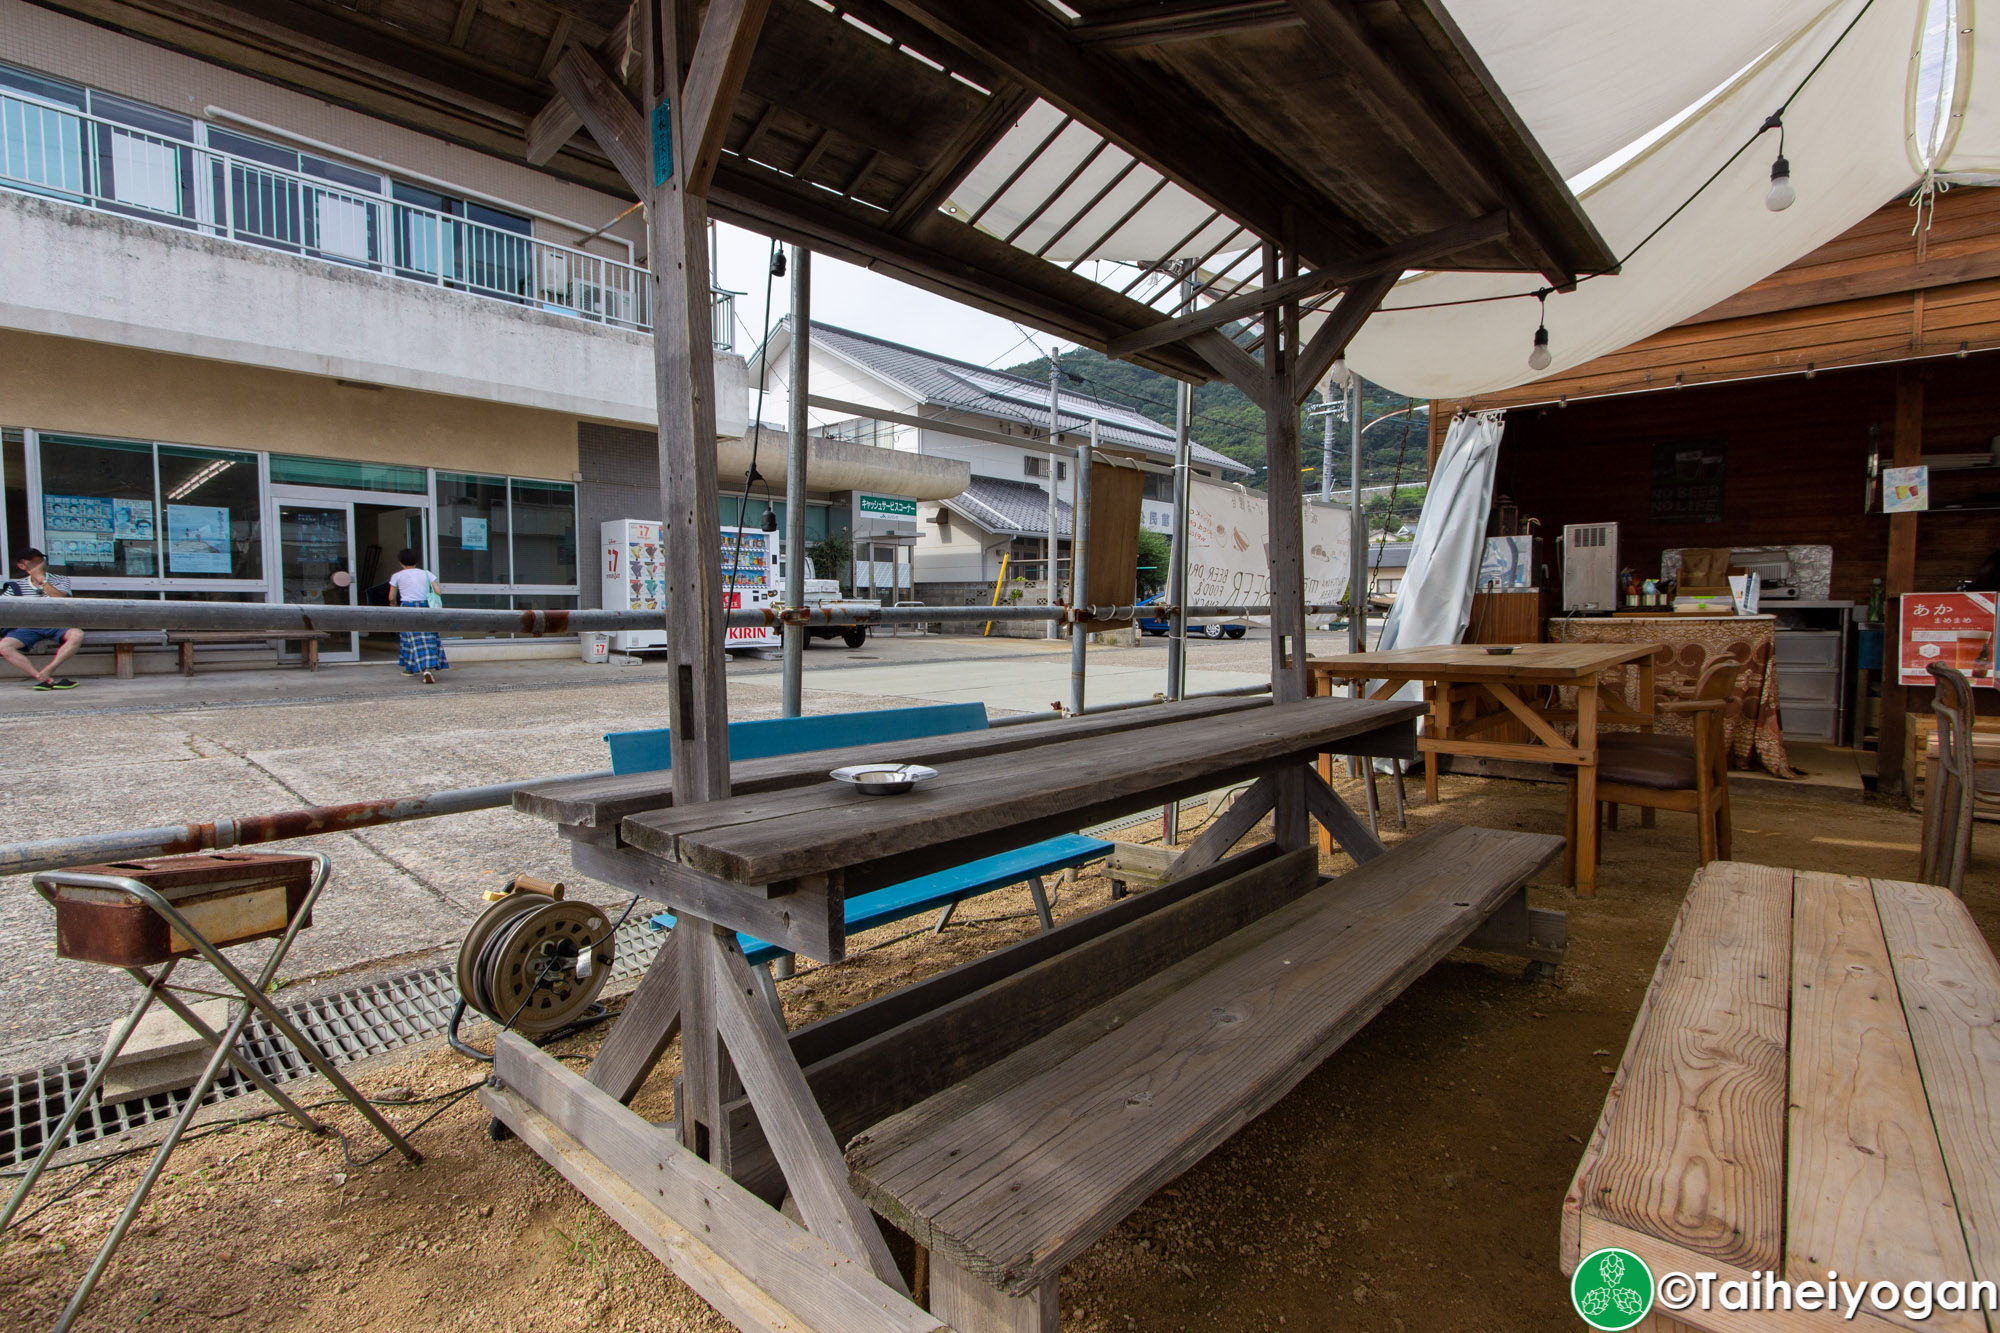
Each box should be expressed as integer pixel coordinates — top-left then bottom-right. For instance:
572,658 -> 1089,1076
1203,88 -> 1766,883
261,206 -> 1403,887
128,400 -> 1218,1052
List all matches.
1136,594 -> 1246,639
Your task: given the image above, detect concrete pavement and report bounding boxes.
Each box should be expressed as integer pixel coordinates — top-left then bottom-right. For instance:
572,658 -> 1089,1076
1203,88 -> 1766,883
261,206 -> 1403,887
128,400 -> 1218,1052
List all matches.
0,627 -> 1347,1066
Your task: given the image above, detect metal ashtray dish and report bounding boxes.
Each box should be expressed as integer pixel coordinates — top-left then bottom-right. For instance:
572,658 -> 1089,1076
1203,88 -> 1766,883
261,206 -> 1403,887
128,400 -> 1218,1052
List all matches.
1485,645 -> 1517,655
830,763 -> 939,796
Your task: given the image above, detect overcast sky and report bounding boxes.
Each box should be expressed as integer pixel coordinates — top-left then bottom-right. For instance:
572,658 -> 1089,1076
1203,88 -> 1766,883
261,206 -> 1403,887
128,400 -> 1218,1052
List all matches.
712,220 -> 1072,371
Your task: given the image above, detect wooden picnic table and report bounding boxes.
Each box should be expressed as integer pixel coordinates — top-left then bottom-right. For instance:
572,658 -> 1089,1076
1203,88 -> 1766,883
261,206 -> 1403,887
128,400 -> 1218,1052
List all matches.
1308,642 -> 1660,897
487,692 -> 1573,1333
1565,861 -> 2000,1332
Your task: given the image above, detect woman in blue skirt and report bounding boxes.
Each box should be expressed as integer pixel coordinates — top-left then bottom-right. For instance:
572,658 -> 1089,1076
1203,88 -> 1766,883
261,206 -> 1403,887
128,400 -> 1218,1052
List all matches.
387,547 -> 448,683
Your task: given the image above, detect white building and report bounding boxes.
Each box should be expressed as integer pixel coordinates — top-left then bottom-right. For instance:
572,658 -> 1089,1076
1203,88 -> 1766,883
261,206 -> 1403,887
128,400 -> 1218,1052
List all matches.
0,3 -> 956,669
753,319 -> 1247,604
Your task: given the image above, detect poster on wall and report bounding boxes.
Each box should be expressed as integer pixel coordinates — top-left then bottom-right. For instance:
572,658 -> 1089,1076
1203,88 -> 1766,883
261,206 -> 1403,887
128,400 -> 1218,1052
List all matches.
46,536 -> 116,567
1649,438 -> 1727,524
165,504 -> 233,574
1900,591 -> 1996,687
43,494 -> 114,533
113,499 -> 155,541
461,517 -> 489,551
1882,465 -> 1930,513
1183,479 -> 1350,623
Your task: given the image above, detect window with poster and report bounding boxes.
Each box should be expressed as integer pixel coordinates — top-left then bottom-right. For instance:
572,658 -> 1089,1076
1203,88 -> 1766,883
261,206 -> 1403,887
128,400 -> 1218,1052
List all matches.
31,432 -> 263,590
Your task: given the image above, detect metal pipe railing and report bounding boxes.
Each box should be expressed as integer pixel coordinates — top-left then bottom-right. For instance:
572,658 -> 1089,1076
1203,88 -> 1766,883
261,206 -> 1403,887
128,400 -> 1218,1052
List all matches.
14,598 -> 1355,635
0,769 -> 610,878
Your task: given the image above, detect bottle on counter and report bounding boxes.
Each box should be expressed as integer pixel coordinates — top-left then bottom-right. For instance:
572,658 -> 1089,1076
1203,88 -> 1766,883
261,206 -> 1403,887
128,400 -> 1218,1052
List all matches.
1868,577 -> 1886,624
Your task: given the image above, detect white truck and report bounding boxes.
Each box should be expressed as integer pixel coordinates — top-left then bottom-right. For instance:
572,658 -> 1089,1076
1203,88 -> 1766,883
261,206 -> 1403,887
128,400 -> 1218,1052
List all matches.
799,558 -> 873,648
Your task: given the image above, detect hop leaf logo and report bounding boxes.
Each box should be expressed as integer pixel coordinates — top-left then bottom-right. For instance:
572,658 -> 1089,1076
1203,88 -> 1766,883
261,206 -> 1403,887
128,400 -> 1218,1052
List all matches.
1571,1248 -> 1653,1330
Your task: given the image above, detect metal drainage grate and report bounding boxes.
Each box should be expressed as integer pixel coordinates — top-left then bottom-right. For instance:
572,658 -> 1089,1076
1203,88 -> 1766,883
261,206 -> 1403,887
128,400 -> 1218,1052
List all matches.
0,918 -> 665,1171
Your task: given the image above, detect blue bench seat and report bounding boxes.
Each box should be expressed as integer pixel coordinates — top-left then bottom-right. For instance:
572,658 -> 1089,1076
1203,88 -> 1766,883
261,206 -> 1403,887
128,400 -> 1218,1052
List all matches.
648,833 -> 1113,965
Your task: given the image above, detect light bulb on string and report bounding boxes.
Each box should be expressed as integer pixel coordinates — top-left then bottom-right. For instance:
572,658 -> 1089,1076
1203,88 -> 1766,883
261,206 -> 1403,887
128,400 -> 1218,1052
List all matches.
1526,290 -> 1553,372
1761,111 -> 1794,212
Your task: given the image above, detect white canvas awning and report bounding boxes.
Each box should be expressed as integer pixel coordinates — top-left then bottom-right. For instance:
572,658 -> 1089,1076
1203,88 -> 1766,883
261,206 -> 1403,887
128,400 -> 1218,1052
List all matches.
937,1 -> 1996,403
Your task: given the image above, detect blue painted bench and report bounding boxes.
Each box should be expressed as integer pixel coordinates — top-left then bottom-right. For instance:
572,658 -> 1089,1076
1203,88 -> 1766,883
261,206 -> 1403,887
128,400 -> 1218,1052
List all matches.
608,704 -> 1113,1008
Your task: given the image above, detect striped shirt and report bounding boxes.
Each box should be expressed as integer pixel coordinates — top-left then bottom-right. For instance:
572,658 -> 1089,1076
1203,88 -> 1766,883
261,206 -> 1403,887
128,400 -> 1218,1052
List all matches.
4,571 -> 71,598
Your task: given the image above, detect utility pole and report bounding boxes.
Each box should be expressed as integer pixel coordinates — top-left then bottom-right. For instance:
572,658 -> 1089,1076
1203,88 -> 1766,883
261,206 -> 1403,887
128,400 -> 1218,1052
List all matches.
1046,354 -> 1062,640
1320,387 -> 1336,503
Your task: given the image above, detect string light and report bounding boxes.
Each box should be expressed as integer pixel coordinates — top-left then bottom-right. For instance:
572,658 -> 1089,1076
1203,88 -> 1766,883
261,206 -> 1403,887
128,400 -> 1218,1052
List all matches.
1527,290 -> 1553,372
1762,111 -> 1796,211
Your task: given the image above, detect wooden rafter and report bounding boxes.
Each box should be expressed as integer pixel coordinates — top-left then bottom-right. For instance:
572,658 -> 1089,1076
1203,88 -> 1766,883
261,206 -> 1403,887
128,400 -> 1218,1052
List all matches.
1108,211 -> 1508,360
1290,271 -> 1397,405
874,0 -> 1378,263
681,0 -> 774,195
1069,1 -> 1301,49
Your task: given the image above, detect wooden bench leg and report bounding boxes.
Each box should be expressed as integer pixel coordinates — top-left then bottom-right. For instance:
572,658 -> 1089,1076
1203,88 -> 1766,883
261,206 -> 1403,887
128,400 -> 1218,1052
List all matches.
304,637 -> 320,672
930,1254 -> 1058,1333
114,644 -> 135,679
1361,762 -> 1381,835
752,962 -> 785,1027
1389,762 -> 1408,827
932,901 -> 958,933
1025,876 -> 1054,932
770,953 -> 796,981
1461,886 -> 1567,977
179,642 -> 195,677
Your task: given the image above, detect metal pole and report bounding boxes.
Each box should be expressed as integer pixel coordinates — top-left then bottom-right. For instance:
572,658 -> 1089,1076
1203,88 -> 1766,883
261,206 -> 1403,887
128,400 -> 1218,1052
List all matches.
1047,356 -> 1062,640
1163,265 -> 1196,842
1069,420 -> 1094,714
1348,373 -> 1366,655
781,245 -> 810,717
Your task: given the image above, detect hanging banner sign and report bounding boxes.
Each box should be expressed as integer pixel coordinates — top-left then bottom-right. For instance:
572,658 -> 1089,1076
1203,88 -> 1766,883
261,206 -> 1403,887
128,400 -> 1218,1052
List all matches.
1183,479 -> 1350,623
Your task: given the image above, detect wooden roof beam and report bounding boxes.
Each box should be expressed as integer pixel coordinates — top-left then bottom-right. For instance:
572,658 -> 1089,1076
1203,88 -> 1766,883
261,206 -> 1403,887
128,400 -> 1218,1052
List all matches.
1290,272 -> 1396,405
710,160 -> 1217,382
551,44 -> 650,195
526,92 -> 585,165
1070,1 -> 1302,49
680,0 -> 773,195
1107,211 -> 1507,359
874,0 -> 1374,262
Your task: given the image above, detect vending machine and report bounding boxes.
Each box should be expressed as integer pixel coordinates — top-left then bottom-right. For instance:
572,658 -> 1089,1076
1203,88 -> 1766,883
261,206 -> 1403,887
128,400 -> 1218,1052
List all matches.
599,520 -> 781,653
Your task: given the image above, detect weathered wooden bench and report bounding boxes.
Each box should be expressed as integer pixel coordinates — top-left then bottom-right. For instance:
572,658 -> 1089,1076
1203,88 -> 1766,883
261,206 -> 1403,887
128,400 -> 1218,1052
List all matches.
1563,861 -> 2000,1332
845,821 -> 1566,1330
165,630 -> 325,676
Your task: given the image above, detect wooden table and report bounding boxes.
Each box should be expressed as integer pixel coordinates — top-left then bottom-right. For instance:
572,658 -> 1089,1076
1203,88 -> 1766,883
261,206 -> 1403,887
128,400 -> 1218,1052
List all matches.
487,695 -> 1436,1333
1565,861 -> 2000,1332
1307,642 -> 1659,896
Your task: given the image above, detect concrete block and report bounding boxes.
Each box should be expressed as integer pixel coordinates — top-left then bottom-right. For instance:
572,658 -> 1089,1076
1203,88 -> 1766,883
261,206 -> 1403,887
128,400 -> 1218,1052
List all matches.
99,998 -> 232,1103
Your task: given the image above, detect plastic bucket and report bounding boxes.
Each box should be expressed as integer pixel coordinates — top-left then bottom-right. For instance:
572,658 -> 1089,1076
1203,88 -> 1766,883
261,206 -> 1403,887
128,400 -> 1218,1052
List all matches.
580,632 -> 610,664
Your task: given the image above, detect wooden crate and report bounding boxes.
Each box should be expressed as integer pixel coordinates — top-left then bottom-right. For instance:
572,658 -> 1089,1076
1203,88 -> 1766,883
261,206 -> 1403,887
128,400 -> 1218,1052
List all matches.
1907,712 -> 2000,818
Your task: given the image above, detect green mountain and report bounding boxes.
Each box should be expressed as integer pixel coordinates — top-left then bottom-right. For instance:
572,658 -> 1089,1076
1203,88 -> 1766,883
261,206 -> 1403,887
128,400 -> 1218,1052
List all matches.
1004,345 -> 1431,533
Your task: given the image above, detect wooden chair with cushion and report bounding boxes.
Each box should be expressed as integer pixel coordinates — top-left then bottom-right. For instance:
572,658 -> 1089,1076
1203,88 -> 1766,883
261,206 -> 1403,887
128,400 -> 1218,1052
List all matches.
1573,657 -> 1744,867
1922,663 -> 1995,893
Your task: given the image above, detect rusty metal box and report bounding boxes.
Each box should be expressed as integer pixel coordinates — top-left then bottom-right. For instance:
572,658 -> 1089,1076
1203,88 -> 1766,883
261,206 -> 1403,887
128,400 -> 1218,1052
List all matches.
52,853 -> 316,967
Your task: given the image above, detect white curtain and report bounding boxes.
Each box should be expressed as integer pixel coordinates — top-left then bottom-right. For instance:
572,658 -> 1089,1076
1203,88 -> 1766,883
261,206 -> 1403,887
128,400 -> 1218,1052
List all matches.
1373,411 -> 1507,702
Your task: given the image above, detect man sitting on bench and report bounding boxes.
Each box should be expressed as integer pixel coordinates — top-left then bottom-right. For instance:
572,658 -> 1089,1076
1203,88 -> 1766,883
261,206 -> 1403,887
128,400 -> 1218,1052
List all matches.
1,548 -> 84,691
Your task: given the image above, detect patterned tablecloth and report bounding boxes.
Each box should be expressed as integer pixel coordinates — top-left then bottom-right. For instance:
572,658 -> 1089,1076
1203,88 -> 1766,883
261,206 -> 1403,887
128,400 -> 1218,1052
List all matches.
1548,616 -> 1799,778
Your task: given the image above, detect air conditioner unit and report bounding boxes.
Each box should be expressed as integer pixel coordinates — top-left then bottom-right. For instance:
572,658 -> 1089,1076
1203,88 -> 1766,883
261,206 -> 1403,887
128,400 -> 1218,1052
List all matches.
1562,522 -> 1619,613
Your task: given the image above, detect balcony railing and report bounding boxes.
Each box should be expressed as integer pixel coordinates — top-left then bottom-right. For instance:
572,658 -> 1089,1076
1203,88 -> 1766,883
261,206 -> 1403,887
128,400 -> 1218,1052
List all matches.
1,90 -> 736,348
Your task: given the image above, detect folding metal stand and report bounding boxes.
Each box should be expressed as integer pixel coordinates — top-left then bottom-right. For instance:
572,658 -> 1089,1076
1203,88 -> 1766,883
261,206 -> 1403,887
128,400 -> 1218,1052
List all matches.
3,853 -> 421,1333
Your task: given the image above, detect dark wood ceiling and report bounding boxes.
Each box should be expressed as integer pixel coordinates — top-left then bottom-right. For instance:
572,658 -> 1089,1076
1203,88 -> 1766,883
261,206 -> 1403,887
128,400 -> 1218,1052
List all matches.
31,0 -> 1614,381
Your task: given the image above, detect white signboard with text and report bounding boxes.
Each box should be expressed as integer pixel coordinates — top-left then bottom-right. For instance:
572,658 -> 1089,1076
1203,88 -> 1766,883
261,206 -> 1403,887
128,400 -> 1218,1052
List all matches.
1184,479 -> 1351,620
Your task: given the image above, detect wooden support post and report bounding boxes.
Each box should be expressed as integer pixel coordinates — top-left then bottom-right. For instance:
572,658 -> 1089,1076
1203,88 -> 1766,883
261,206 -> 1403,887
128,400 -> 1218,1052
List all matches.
1264,238 -> 1310,851
1879,368 -> 1924,796
930,1253 -> 1058,1333
1301,767 -> 1385,863
709,928 -> 907,1290
585,939 -> 681,1103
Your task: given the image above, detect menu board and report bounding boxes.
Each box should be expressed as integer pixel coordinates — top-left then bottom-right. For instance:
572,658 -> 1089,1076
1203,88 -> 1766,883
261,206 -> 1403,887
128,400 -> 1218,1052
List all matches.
1900,591 -> 1996,687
